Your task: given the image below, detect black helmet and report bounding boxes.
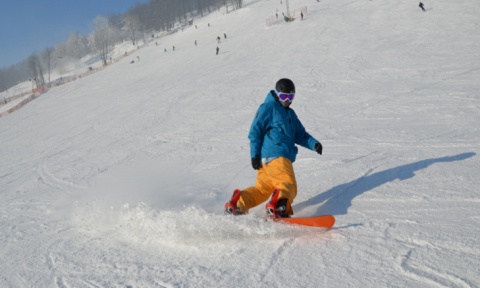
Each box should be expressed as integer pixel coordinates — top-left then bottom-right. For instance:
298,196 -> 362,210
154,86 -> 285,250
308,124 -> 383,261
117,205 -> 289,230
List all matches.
275,78 -> 295,94
275,78 -> 295,107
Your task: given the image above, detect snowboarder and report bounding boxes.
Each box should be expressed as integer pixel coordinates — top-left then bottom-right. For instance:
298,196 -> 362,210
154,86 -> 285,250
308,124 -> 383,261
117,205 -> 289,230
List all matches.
224,78 -> 323,218
419,2 -> 426,12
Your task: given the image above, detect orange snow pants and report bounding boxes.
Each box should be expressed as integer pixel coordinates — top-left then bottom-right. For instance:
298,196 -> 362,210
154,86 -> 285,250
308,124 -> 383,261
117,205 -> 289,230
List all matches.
237,157 -> 297,215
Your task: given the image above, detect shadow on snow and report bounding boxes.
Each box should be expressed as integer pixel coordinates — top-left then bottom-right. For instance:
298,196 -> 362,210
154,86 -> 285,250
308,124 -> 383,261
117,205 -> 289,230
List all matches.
294,152 -> 476,216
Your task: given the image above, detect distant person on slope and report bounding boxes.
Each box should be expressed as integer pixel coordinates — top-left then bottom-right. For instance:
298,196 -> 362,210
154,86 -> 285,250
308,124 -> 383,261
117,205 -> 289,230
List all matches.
419,2 -> 426,12
224,78 -> 323,218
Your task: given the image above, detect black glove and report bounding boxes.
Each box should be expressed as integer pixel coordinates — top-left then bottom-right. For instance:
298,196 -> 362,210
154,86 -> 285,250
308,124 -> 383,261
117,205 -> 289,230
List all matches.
314,142 -> 323,155
251,155 -> 262,170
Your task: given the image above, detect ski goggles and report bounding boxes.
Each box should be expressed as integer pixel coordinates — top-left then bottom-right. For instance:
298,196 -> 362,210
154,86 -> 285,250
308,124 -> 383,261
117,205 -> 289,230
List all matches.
277,91 -> 295,102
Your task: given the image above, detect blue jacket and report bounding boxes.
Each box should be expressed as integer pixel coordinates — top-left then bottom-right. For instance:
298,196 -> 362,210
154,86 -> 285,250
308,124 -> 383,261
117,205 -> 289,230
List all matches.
248,91 -> 319,163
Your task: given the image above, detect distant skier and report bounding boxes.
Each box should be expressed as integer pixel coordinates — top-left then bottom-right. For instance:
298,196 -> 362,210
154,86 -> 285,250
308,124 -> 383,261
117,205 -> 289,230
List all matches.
224,33 -> 227,39
301,12 -> 304,20
224,78 -> 323,218
419,2 -> 426,12
216,46 -> 219,55
217,36 -> 221,43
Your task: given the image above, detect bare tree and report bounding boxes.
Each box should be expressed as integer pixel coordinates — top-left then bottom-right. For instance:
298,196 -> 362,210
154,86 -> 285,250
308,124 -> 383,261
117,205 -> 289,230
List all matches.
64,33 -> 89,59
232,0 -> 243,9
123,13 -> 141,46
222,0 -> 230,14
27,54 -> 45,88
92,16 -> 116,66
42,47 -> 54,83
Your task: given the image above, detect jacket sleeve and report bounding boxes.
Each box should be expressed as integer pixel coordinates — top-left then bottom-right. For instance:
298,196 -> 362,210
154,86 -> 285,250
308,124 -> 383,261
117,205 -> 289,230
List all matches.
248,104 -> 270,158
294,114 -> 319,150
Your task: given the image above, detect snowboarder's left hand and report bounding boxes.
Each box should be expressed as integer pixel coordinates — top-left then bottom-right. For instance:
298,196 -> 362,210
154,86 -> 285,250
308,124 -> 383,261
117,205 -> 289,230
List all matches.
315,142 -> 323,155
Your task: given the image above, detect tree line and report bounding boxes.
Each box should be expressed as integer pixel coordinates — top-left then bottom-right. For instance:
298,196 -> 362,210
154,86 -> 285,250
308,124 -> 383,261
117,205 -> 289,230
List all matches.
0,0 -> 243,93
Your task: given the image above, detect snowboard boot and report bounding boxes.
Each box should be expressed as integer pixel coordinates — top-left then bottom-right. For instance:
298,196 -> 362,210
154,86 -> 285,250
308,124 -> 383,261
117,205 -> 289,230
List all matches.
265,189 -> 291,218
224,189 -> 244,215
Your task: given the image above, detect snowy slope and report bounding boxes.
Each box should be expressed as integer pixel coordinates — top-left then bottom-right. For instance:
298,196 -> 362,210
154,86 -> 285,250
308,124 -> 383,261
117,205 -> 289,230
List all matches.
1,0 -> 479,287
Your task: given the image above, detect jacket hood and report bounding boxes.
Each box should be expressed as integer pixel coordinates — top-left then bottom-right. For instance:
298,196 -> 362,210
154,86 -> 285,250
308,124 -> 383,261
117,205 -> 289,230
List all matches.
264,90 -> 277,103
265,90 -> 291,108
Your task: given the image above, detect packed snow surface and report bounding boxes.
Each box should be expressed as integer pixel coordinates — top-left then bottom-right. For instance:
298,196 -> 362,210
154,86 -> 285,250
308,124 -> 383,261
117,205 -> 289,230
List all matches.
1,0 -> 479,287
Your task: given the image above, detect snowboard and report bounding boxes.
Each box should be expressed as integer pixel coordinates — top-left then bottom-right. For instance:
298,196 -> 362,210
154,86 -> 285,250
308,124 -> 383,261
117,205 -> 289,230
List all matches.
273,215 -> 335,229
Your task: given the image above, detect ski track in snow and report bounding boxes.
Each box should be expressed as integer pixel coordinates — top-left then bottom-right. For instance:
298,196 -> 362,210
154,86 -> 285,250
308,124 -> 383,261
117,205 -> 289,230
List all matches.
258,238 -> 296,284
400,249 -> 473,288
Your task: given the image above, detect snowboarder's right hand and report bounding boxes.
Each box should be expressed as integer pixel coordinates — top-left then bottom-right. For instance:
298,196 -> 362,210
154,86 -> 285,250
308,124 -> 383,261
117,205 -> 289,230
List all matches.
251,155 -> 262,170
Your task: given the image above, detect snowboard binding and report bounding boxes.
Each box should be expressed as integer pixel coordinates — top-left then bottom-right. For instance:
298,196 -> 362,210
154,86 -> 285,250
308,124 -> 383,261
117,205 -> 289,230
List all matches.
266,189 -> 291,218
224,189 -> 244,215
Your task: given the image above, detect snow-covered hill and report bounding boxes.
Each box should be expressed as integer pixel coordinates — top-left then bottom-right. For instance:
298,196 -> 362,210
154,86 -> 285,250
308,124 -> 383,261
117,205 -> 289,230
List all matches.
1,0 -> 479,287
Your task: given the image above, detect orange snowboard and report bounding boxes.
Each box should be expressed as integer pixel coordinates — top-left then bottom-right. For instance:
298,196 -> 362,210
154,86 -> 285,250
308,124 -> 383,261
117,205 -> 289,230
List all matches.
273,215 -> 335,229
